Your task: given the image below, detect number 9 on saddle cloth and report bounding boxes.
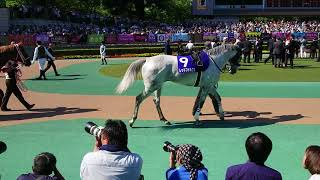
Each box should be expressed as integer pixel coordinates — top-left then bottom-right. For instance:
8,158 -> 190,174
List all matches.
179,48 -> 205,72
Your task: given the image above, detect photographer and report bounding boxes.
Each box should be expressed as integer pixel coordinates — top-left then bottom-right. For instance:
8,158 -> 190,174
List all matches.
166,144 -> 208,180
17,152 -> 65,180
80,119 -> 143,180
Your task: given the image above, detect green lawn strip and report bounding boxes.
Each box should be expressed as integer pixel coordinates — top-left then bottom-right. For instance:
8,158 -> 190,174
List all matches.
100,59 -> 320,82
0,119 -> 316,180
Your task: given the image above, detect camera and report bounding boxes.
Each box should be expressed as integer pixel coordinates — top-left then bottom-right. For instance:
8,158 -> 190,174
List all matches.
84,122 -> 104,137
163,141 -> 178,152
0,141 -> 6,154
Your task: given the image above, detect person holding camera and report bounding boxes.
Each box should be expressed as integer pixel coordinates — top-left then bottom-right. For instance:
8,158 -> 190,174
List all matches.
225,132 -> 282,180
80,119 -> 143,180
165,143 -> 208,180
17,152 -> 65,180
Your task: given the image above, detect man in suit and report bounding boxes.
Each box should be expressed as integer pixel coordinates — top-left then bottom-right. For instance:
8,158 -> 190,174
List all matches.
310,39 -> 318,59
264,37 -> 275,64
44,43 -> 60,76
242,38 -> 252,63
273,37 -> 284,68
318,39 -> 320,62
254,37 -> 263,63
164,39 -> 172,55
285,38 -> 295,68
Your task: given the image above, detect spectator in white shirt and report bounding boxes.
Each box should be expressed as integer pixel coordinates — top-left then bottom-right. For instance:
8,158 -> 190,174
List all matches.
80,119 -> 143,180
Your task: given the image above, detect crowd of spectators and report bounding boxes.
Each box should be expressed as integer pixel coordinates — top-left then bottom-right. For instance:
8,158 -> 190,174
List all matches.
7,8 -> 320,36
5,119 -> 320,180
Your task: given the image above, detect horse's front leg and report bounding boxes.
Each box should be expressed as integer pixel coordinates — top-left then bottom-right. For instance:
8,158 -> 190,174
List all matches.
153,88 -> 171,125
208,87 -> 224,120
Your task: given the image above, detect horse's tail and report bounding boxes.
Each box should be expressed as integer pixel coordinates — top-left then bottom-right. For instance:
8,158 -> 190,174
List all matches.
116,59 -> 146,94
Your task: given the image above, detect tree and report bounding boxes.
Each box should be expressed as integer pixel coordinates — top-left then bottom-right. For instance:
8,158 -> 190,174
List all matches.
0,0 -> 5,7
5,0 -> 27,7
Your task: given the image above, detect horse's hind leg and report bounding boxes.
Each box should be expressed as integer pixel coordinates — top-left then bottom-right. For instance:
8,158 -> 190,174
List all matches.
130,90 -> 152,127
153,88 -> 171,125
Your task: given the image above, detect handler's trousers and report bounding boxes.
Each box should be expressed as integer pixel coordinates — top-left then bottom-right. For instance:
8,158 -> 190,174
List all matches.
1,79 -> 31,109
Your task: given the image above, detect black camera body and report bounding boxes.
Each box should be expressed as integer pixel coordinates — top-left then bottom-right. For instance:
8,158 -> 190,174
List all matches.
163,141 -> 178,152
84,122 -> 104,137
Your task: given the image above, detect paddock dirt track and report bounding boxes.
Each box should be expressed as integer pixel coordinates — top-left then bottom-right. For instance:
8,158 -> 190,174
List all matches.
0,59 -> 319,127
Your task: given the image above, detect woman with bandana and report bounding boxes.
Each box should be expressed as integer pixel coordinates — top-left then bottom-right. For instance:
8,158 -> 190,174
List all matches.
166,144 -> 208,180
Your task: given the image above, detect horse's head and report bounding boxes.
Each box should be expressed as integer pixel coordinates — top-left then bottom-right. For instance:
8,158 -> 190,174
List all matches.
14,43 -> 31,67
227,45 -> 242,74
209,44 -> 241,75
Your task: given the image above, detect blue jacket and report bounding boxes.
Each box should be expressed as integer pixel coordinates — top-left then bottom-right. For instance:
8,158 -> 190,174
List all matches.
166,166 -> 208,180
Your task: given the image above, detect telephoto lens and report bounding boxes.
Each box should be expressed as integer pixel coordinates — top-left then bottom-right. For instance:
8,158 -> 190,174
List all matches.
0,141 -> 7,154
84,122 -> 104,137
163,141 -> 177,152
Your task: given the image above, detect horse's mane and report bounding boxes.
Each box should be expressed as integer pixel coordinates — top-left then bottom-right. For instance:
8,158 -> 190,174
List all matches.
207,44 -> 234,56
0,44 -> 15,54
0,45 -> 16,67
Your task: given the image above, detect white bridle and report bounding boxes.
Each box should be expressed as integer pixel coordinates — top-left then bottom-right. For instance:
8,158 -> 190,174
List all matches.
14,44 -> 29,64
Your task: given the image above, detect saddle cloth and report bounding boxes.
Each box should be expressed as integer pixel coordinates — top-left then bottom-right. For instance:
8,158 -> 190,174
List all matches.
177,51 -> 210,73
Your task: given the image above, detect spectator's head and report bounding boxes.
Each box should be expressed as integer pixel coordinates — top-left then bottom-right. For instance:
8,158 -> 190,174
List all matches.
245,132 -> 272,165
303,145 -> 320,175
32,152 -> 56,175
101,119 -> 128,150
48,43 -> 53,48
36,41 -> 42,46
176,144 -> 204,180
101,41 -> 105,45
189,40 -> 192,43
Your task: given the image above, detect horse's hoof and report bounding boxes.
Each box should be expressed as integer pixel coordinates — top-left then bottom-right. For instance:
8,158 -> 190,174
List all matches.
220,116 -> 225,121
160,118 -> 171,125
129,120 -> 135,128
195,120 -> 202,126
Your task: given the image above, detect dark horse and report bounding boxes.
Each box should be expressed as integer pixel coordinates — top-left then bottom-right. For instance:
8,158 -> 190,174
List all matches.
0,43 -> 32,101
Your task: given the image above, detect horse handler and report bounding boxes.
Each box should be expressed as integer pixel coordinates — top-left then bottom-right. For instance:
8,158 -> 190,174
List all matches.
1,60 -> 34,111
44,43 -> 60,76
32,41 -> 55,80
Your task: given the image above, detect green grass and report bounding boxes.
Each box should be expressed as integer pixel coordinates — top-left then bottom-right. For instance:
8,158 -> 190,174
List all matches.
99,59 -> 320,82
0,119 -> 317,180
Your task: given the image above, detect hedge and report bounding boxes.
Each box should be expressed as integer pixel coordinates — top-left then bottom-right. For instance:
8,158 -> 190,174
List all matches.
55,45 -> 272,58
55,46 -> 206,57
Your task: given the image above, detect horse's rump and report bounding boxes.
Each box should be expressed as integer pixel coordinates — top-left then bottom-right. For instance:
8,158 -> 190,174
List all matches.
116,58 -> 146,94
